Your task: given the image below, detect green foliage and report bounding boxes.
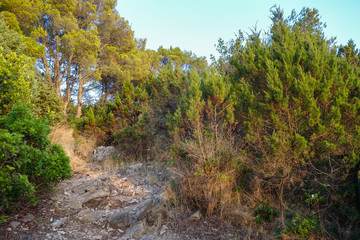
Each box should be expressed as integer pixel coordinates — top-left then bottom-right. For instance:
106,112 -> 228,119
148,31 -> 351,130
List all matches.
158,46 -> 207,72
1,0 -> 153,117
0,18 -> 25,54
0,104 -> 71,212
0,215 -> 8,223
0,129 -> 36,209
215,6 -> 360,237
164,63 -> 241,215
303,189 -> 325,206
2,104 -> 50,149
286,214 -> 319,239
254,204 -> 279,224
0,47 -> 33,114
166,67 -> 235,136
80,80 -> 151,158
31,78 -> 64,124
0,18 -> 62,122
84,106 -> 96,130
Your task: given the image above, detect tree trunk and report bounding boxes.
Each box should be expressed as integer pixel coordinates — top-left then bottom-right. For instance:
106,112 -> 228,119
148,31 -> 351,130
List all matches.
280,178 -> 285,227
63,100 -> 69,116
41,36 -> 51,86
54,36 -> 61,97
63,79 -> 71,116
76,73 -> 84,118
103,91 -> 109,104
62,55 -> 74,116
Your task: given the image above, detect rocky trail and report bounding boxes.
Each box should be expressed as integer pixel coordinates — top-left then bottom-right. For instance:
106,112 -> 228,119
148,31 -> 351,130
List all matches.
0,146 -> 246,240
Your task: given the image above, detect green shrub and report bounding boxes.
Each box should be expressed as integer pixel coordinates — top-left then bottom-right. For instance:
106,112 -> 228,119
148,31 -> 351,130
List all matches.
216,6 -> 360,236
0,47 -> 33,114
286,214 -> 319,239
0,104 -> 71,212
166,67 -> 240,215
80,80 -> 152,159
31,78 -> 64,125
254,204 -> 279,224
2,104 -> 51,149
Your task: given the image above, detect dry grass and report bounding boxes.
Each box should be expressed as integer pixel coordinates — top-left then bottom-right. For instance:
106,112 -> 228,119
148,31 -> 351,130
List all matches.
173,124 -> 246,217
48,125 -> 96,171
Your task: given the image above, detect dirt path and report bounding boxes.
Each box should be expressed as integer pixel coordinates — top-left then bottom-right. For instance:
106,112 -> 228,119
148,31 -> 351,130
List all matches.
0,158 -> 180,240
0,157 -> 249,240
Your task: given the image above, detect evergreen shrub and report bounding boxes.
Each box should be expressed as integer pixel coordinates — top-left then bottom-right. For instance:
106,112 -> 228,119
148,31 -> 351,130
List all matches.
0,104 -> 71,212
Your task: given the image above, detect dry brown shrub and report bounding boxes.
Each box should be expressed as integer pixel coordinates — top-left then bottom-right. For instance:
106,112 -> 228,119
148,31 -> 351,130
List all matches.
174,124 -> 246,217
49,125 -> 96,170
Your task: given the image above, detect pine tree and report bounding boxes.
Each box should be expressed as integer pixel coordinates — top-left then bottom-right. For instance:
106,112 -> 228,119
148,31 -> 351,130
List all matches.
217,6 -> 360,235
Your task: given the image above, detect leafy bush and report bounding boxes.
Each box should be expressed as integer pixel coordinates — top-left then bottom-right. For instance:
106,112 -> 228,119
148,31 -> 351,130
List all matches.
254,204 -> 279,224
166,67 -> 241,215
285,214 -> 319,239
0,104 -> 71,212
80,80 -> 151,159
0,47 -> 33,114
31,78 -> 64,124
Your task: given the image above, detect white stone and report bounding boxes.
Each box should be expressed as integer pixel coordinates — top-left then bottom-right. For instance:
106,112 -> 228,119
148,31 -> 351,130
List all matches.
23,213 -> 35,222
160,225 -> 169,235
50,217 -> 68,228
10,221 -> 21,228
127,163 -> 143,170
93,146 -> 117,161
140,236 -> 159,240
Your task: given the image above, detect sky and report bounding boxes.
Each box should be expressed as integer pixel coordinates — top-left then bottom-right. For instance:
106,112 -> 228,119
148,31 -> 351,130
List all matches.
116,0 -> 360,61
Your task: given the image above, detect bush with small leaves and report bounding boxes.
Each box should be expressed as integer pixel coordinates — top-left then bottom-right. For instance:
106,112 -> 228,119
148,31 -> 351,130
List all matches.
285,214 -> 319,239
0,104 -> 71,212
254,204 -> 279,224
80,80 -> 151,158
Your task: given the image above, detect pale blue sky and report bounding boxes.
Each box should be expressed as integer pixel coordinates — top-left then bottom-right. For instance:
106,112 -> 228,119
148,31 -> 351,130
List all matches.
116,0 -> 360,60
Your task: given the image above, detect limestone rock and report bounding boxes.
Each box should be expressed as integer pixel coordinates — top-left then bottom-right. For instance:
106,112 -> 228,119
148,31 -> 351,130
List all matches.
187,210 -> 201,221
23,213 -> 35,222
160,225 -> 169,235
73,181 -> 96,194
78,208 -> 92,215
120,220 -> 146,240
69,200 -> 82,210
10,221 -> 21,228
81,188 -> 110,204
140,235 -> 159,240
107,198 -> 153,227
127,163 -> 143,171
82,210 -> 104,223
93,146 -> 117,162
50,217 -> 68,228
152,191 -> 172,207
